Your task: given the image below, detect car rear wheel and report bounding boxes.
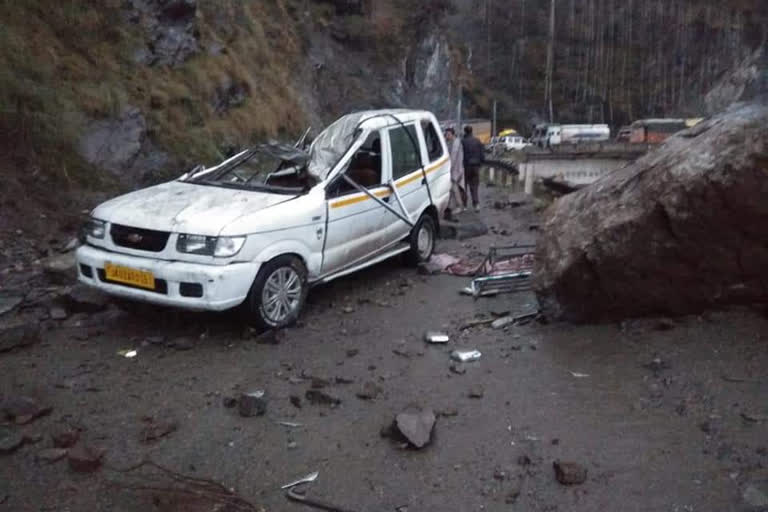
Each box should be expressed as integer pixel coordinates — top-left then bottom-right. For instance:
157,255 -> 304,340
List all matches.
405,214 -> 436,266
246,255 -> 308,328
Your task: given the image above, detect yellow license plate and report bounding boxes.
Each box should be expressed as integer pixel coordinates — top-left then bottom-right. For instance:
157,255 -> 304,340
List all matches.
104,263 -> 155,290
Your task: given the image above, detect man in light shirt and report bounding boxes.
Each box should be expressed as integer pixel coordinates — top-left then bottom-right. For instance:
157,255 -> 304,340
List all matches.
444,127 -> 465,216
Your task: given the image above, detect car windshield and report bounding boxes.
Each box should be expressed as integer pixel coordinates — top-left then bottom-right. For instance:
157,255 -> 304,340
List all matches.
186,147 -> 314,194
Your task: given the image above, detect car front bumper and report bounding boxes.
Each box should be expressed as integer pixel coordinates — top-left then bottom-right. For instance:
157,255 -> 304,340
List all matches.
75,244 -> 260,311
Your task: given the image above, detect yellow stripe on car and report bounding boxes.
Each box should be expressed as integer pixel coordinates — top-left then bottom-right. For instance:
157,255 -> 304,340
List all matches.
330,156 -> 448,209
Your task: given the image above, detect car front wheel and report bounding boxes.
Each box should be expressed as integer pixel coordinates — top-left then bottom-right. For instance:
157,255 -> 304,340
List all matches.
246,255 -> 308,328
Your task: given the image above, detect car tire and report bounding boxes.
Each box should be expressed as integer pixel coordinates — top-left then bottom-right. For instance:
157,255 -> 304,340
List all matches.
245,255 -> 308,329
405,213 -> 436,266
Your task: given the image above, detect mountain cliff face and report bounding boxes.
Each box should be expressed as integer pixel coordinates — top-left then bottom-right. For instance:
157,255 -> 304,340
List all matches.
0,0 -> 765,206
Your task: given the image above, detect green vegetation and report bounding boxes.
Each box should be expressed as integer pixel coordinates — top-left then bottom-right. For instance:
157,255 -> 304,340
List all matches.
0,0 -> 310,192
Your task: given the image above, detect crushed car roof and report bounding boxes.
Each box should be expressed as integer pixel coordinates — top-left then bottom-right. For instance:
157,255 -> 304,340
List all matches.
308,109 -> 434,181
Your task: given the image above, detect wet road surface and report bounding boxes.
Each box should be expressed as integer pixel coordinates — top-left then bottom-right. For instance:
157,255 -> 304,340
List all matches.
1,188 -> 767,511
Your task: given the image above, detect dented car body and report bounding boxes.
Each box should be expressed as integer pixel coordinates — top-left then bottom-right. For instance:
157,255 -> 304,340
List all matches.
76,110 -> 451,327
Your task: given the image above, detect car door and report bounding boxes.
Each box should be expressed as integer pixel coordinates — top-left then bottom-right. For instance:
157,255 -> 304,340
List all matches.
321,130 -> 391,276
378,119 -> 448,247
375,123 -> 423,247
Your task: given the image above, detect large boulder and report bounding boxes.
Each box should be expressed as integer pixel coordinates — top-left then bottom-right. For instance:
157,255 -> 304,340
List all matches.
535,103 -> 768,323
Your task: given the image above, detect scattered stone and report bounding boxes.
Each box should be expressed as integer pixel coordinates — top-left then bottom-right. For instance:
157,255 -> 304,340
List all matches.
394,407 -> 436,449
67,443 -> 104,473
305,389 -> 341,407
517,455 -> 531,466
493,468 -> 507,481
311,377 -> 330,389
42,252 -> 77,284
168,337 -> 195,351
553,461 -> 587,485
140,418 -> 178,443
334,376 -> 354,385
346,348 -> 359,358
288,376 -> 304,385
37,448 -> 68,464
59,237 -> 80,253
49,306 -> 68,320
492,316 -> 515,329
505,488 -> 521,504
52,429 -> 80,449
287,440 -> 298,450
437,408 -> 459,417
468,386 -> 485,399
342,306 -> 355,314
1,395 -> 52,425
62,284 -> 110,313
741,412 -> 768,423
23,433 -> 42,444
743,482 -> 768,507
222,396 -> 237,409
0,325 -> 41,353
449,364 -> 466,375
0,294 -> 23,316
392,348 -> 411,358
356,381 -> 382,400
146,336 -> 166,345
0,429 -> 24,455
654,319 -> 675,331
255,329 -> 282,345
238,391 -> 267,417
643,357 -> 670,374
289,395 -> 302,409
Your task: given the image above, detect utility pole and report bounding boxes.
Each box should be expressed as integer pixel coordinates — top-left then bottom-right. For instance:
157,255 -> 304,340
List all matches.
492,100 -> 497,137
545,0 -> 556,123
456,85 -> 463,134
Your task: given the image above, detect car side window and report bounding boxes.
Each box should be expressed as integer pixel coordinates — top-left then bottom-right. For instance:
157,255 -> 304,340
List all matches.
389,125 -> 421,180
421,121 -> 444,163
327,131 -> 383,198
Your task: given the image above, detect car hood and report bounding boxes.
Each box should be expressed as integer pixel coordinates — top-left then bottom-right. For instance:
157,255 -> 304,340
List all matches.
92,181 -> 297,236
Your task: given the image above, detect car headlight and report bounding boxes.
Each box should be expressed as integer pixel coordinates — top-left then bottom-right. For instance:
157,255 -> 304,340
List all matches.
214,236 -> 246,258
176,234 -> 246,258
177,234 -> 217,255
84,218 -> 106,239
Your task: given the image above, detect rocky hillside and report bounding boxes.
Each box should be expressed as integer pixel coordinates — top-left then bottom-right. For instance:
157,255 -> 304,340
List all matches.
0,0 -> 766,230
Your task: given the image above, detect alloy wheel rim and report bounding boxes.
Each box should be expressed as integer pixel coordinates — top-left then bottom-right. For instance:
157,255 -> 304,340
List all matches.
261,267 -> 302,323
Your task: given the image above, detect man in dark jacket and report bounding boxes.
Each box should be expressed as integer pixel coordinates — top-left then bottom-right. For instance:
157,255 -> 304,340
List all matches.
462,125 -> 485,212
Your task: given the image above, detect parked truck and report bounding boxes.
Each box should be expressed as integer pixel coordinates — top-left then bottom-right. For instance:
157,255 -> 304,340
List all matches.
531,123 -> 610,147
628,118 -> 688,144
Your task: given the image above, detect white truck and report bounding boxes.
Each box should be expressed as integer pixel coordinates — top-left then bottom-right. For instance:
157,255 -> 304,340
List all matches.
531,123 -> 610,147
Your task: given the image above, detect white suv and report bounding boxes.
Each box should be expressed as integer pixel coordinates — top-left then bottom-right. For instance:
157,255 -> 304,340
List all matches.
76,110 -> 451,327
501,135 -> 531,151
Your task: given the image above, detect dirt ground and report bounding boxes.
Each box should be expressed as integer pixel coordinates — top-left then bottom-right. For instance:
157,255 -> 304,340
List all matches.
1,185 -> 767,512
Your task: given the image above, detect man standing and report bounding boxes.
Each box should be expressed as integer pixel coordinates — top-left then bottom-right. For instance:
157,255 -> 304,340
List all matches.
444,127 -> 465,216
462,125 -> 484,212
